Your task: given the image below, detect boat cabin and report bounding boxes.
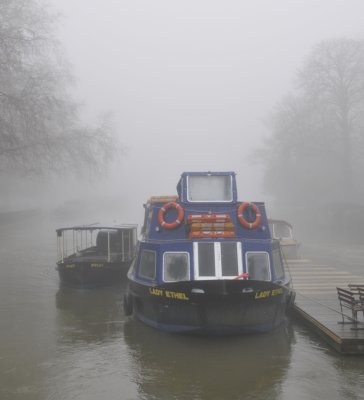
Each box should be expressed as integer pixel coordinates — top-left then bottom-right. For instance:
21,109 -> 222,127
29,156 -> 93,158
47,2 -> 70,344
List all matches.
135,171 -> 288,286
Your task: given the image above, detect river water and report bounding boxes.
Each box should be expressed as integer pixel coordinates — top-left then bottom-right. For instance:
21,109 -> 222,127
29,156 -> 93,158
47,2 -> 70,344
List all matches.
0,210 -> 364,400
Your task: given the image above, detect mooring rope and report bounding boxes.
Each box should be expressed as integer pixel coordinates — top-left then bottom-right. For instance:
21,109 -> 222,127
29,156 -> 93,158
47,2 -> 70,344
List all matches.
294,291 -> 364,325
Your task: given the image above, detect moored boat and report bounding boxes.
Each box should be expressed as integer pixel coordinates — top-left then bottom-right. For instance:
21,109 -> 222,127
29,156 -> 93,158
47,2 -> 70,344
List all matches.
56,224 -> 137,287
268,219 -> 300,259
124,171 -> 295,334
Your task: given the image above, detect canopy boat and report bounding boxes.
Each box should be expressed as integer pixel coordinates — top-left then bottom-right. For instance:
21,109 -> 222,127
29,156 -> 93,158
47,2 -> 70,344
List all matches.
268,219 -> 300,259
56,224 -> 137,287
124,172 -> 295,334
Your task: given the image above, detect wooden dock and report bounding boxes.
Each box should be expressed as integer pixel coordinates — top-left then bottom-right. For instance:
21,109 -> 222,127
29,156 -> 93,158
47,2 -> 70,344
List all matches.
285,258 -> 364,354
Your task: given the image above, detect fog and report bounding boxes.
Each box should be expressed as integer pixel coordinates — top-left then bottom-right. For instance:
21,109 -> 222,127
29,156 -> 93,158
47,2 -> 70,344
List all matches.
3,0 -> 364,228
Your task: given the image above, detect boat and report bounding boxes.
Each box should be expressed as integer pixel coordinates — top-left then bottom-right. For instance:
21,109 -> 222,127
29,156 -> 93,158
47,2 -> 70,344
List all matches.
123,171 -> 295,334
56,224 -> 137,287
268,219 -> 300,259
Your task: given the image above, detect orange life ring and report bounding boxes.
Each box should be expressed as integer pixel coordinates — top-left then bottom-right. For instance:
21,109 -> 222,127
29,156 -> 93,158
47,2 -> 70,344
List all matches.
237,202 -> 261,229
158,202 -> 184,229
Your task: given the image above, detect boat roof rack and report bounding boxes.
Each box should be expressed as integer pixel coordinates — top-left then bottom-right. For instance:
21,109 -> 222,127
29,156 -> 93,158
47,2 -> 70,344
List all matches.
148,196 -> 178,204
56,224 -> 138,234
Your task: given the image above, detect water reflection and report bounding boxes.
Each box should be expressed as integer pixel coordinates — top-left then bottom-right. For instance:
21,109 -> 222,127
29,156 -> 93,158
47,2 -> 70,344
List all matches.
334,356 -> 364,399
2,211 -> 364,400
278,325 -> 364,400
0,211 -> 58,400
55,284 -> 126,344
124,320 -> 294,400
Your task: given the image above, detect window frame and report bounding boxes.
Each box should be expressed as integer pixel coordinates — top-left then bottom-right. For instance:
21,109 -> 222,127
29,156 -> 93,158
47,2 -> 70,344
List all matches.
162,251 -> 190,283
271,248 -> 285,281
138,249 -> 157,281
245,251 -> 272,282
193,241 -> 242,280
272,223 -> 293,240
186,175 -> 234,203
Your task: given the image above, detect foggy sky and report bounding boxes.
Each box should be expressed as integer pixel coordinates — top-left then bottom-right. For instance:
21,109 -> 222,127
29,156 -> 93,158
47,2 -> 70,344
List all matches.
47,0 -> 364,219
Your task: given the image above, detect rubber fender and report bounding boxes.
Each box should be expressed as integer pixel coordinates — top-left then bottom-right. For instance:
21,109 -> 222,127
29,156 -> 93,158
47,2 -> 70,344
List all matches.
123,293 -> 133,316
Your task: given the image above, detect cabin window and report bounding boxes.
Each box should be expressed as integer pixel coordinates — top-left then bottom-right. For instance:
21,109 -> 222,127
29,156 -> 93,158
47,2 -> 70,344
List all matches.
246,252 -> 271,281
187,175 -> 233,202
221,242 -> 239,276
197,242 -> 216,277
194,242 -> 242,279
272,223 -> 292,239
163,252 -> 190,282
138,250 -> 156,280
272,249 -> 285,281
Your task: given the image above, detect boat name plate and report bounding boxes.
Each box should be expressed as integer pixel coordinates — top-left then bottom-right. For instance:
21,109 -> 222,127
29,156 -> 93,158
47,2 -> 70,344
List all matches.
149,287 -> 189,301
255,288 -> 283,299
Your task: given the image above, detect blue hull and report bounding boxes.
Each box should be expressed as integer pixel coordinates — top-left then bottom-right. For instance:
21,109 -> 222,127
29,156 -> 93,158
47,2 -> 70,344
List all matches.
134,312 -> 284,335
126,279 -> 292,335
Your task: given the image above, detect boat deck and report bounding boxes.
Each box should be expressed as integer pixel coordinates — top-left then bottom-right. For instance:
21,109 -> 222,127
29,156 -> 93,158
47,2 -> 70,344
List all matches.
286,258 -> 364,354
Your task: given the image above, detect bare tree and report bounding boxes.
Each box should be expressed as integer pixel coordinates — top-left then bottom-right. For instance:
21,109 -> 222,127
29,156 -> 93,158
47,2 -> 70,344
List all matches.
259,38 -> 364,205
299,39 -> 364,194
0,0 -> 119,176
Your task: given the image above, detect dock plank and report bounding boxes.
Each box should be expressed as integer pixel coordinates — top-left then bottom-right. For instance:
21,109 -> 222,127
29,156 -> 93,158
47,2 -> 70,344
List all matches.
286,257 -> 364,354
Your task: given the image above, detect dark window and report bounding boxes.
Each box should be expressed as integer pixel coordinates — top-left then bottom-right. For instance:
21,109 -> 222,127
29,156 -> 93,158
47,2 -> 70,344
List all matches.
221,242 -> 239,276
246,252 -> 271,281
197,242 -> 215,276
139,250 -> 156,280
163,252 -> 189,282
272,249 -> 285,281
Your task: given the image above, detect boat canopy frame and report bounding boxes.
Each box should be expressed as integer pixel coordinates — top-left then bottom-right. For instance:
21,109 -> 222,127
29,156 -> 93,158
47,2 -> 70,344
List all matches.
56,224 -> 138,263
